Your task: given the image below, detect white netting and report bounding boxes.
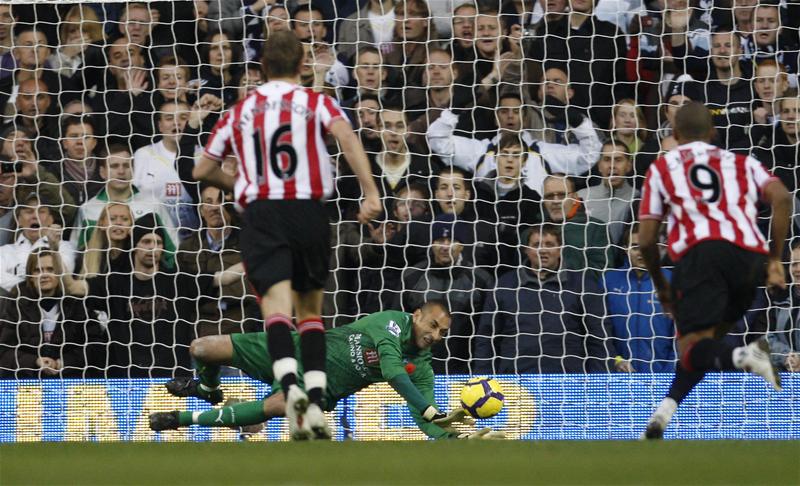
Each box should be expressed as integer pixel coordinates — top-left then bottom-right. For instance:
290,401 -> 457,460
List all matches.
0,0 -> 797,384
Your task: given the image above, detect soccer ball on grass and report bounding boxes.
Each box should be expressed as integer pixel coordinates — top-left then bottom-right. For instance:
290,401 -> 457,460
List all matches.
460,377 -> 504,419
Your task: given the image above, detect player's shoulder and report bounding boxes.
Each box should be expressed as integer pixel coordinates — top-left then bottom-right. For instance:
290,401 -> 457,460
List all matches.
363,310 -> 411,334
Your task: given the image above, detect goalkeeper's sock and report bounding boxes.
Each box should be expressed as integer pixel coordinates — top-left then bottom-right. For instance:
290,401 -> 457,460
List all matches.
265,313 -> 298,392
298,317 -> 326,407
683,338 -> 735,371
178,400 -> 268,427
666,364 -> 706,405
196,360 -> 221,393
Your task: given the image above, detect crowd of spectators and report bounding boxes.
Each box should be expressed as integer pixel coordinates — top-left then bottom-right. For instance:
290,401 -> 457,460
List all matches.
0,0 -> 798,378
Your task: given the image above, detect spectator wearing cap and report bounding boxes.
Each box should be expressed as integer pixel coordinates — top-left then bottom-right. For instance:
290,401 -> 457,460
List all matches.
337,0 -> 397,65
474,223 -> 617,373
0,248 -> 106,378
705,28 -> 756,153
474,133 -> 542,271
603,223 -> 675,373
177,185 -> 260,337
396,213 -> 494,374
70,143 -> 176,264
427,89 -> 601,200
524,0 -> 630,129
0,126 -> 77,225
63,213 -> 246,377
0,192 -> 76,295
577,139 -> 638,247
541,174 -> 610,272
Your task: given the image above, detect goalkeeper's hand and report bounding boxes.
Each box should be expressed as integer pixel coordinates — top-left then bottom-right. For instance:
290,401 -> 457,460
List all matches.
432,408 -> 476,432
458,427 -> 506,440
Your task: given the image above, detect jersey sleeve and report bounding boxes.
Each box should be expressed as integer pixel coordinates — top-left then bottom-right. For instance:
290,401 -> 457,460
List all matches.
203,109 -> 234,161
318,94 -> 348,132
639,160 -> 666,220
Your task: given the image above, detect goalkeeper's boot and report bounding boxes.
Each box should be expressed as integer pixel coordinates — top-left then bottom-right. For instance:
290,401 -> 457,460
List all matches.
303,403 -> 331,440
149,411 -> 180,431
736,340 -> 782,391
285,385 -> 311,441
165,377 -> 224,405
640,398 -> 676,440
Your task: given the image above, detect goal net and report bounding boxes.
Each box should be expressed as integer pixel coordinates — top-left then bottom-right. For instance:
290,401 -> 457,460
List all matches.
0,0 -> 797,441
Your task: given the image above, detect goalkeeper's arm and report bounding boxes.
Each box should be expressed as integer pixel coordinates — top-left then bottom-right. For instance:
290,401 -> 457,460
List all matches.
387,374 -> 455,440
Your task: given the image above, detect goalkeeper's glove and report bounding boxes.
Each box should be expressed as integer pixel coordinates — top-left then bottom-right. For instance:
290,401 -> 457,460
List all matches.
432,408 -> 476,433
457,427 -> 506,440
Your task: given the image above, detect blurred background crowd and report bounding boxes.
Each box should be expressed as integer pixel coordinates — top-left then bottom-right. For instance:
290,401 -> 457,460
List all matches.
0,0 -> 798,379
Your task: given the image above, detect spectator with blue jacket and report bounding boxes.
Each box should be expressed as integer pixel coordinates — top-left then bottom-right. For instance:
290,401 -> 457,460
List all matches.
603,223 -> 675,373
474,224 -> 620,374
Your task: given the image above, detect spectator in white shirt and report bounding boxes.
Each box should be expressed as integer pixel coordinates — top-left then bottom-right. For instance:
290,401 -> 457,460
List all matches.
0,192 -> 75,294
132,100 -> 199,239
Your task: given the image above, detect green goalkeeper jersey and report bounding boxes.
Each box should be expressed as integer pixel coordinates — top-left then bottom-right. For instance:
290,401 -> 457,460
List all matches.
229,310 -> 449,439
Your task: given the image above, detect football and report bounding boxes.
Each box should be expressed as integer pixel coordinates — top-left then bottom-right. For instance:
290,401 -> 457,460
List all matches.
460,377 -> 505,419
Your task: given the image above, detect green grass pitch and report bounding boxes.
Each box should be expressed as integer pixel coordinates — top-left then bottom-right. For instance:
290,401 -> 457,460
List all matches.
2,441 -> 798,485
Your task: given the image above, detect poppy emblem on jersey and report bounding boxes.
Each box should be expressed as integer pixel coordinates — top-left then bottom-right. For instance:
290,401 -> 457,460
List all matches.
386,321 -> 401,337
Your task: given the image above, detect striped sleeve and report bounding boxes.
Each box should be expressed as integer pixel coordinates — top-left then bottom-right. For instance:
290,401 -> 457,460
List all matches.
318,94 -> 348,132
203,109 -> 234,161
639,160 -> 666,220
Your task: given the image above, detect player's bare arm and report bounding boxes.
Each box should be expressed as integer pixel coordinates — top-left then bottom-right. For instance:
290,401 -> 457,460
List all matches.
193,153 -> 235,192
762,179 -> 792,291
328,118 -> 382,224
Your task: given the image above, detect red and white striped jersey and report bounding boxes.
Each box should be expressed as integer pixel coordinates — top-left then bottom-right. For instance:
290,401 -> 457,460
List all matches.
639,141 -> 779,261
204,80 -> 347,207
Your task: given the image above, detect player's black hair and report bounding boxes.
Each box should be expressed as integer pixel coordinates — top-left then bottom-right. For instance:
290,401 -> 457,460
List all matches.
673,101 -> 715,143
290,1 -> 325,20
421,299 -> 451,319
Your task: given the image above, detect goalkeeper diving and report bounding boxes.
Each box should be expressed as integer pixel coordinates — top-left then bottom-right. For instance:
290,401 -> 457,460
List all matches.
149,301 -> 503,439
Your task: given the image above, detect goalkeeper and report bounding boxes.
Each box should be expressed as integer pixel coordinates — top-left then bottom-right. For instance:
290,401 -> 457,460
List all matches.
149,300 -> 501,439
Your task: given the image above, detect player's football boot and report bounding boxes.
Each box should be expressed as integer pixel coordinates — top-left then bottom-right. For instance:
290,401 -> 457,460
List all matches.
165,378 -> 224,405
285,385 -> 311,441
738,340 -> 782,391
303,403 -> 332,440
640,398 -> 676,440
149,411 -> 180,431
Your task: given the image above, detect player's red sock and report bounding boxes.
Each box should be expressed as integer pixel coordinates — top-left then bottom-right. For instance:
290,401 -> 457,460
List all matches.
298,317 -> 326,407
683,338 -> 736,371
265,313 -> 298,392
